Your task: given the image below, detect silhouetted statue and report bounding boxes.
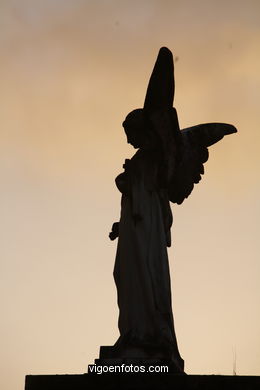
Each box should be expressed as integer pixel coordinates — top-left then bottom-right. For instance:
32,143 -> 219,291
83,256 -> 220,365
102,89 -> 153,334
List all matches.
102,47 -> 237,373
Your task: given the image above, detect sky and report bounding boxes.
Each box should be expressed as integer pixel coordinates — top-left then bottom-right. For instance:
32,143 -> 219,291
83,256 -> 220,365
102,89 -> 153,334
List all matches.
1,0 -> 260,389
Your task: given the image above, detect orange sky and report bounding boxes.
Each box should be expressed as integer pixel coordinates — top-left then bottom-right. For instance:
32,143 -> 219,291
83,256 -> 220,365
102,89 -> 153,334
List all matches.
1,1 -> 260,389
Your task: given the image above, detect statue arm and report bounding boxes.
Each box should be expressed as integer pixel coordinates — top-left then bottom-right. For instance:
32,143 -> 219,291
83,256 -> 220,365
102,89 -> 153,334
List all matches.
118,157 -> 144,224
130,176 -> 143,225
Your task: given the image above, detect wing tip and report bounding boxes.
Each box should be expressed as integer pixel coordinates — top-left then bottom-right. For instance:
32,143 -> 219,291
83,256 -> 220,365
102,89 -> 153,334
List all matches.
224,124 -> 238,135
159,46 -> 172,53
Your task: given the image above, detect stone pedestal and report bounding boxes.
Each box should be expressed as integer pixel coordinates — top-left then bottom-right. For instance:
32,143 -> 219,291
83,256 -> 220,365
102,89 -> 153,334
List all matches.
25,373 -> 260,390
94,345 -> 184,374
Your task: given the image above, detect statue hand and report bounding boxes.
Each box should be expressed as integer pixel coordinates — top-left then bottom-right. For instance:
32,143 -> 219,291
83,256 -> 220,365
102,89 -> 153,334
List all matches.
109,222 -> 119,240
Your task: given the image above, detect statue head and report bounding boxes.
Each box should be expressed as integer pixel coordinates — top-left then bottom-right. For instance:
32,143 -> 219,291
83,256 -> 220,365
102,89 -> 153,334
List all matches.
123,109 -> 151,149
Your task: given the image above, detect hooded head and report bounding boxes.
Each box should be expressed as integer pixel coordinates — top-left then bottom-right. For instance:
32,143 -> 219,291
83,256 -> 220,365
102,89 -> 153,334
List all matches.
123,109 -> 151,149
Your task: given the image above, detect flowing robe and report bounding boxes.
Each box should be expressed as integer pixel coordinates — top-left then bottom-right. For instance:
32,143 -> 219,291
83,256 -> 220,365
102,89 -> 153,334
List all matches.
113,148 -> 184,370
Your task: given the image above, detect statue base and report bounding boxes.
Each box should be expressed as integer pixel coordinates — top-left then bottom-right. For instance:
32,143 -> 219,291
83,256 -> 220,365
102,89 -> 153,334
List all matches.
93,345 -> 185,374
25,373 -> 260,390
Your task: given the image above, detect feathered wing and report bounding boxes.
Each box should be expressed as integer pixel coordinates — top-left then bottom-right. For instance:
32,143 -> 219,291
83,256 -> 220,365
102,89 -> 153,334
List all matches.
143,47 -> 174,113
168,123 -> 237,204
141,47 -> 237,204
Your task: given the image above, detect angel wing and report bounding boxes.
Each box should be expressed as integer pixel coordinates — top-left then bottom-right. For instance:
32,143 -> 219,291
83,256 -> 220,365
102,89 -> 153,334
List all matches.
140,46 -> 237,204
144,46 -> 174,112
168,123 -> 237,204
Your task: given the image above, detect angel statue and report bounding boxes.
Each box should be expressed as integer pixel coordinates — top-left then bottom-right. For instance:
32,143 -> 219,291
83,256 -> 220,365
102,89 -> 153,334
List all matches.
96,47 -> 237,373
